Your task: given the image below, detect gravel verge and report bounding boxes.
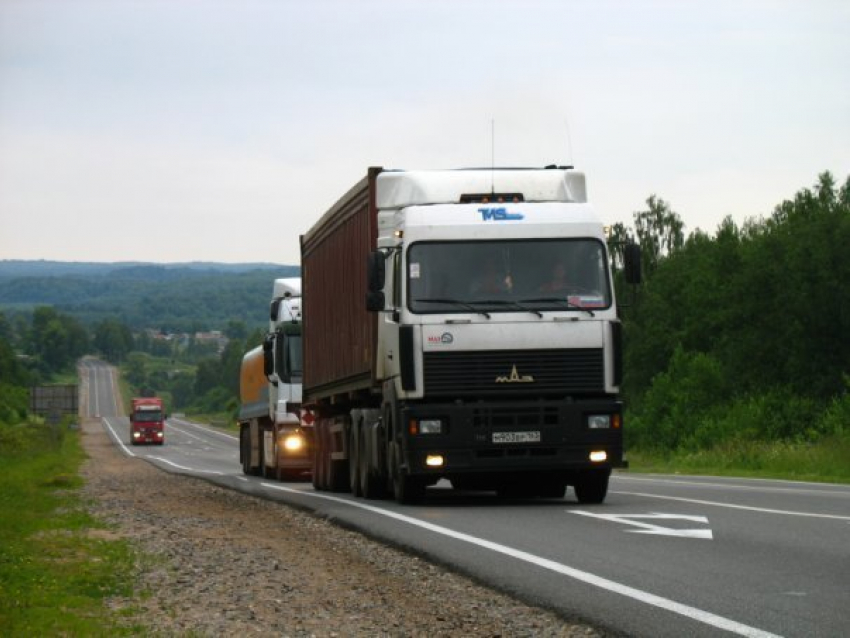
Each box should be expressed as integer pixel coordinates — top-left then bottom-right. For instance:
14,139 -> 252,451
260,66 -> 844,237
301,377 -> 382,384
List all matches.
79,417 -> 601,636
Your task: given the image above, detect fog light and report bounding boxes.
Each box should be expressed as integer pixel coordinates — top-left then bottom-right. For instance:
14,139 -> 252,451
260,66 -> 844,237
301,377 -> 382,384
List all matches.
587,415 -> 611,429
283,435 -> 305,452
425,454 -> 444,467
590,450 -> 607,462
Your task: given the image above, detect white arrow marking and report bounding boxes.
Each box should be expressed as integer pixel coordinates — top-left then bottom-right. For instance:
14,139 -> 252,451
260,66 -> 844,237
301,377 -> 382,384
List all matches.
572,511 -> 713,539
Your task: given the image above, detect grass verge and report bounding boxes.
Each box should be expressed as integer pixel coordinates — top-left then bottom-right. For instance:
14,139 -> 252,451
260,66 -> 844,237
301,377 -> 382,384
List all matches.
626,431 -> 850,483
0,419 -> 141,634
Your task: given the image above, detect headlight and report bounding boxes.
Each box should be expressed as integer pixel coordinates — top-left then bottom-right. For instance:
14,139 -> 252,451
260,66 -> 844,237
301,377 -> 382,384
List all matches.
417,419 -> 444,435
283,434 -> 305,452
590,450 -> 608,462
425,454 -> 444,467
587,414 -> 611,429
132,431 -> 141,438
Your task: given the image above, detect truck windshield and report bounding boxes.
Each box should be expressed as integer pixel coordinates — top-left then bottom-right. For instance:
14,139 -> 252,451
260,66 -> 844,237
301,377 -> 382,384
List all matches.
276,333 -> 303,381
134,410 -> 162,423
286,334 -> 303,378
407,239 -> 611,314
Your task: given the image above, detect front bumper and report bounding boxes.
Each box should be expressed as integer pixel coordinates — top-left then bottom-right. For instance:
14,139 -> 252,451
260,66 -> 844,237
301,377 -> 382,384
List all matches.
399,398 -> 624,477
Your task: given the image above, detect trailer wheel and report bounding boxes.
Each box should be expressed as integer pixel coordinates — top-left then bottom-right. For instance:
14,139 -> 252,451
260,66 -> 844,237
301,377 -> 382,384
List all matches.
312,421 -> 325,490
349,419 -> 362,497
240,427 -> 251,476
574,469 -> 610,504
360,425 -> 386,499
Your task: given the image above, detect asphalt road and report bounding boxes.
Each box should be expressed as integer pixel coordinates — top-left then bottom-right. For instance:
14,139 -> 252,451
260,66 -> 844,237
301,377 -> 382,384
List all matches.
81,359 -> 850,638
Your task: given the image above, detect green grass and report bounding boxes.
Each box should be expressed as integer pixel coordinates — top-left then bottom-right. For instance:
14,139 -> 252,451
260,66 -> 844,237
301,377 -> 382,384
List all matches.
0,420 -> 141,634
626,431 -> 850,483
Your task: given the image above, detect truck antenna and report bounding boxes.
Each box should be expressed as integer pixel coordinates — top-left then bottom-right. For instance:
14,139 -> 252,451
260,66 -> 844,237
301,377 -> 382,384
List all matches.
564,117 -> 574,166
490,119 -> 495,194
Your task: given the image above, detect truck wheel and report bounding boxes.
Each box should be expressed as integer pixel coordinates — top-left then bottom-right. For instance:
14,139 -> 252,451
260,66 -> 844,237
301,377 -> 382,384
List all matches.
349,420 -> 362,497
390,443 -> 424,504
240,428 -> 251,476
312,421 -> 325,490
360,425 -> 386,499
574,469 -> 610,504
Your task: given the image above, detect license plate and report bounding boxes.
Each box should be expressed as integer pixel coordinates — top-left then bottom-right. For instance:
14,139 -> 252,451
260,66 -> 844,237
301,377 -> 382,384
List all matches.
492,431 -> 541,444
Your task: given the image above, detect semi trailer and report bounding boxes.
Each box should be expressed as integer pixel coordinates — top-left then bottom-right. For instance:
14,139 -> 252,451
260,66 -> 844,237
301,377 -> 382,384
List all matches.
302,166 -> 640,503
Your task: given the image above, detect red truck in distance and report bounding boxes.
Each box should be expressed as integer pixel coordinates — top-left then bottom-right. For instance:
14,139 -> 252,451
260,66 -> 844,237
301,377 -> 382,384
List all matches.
130,397 -> 166,445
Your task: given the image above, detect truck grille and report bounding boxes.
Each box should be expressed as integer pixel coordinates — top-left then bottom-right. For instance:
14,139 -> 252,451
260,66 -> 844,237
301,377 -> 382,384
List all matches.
423,349 -> 604,396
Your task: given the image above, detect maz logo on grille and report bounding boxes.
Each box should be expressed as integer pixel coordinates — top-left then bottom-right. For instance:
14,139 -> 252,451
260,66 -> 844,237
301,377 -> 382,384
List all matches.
495,365 -> 535,383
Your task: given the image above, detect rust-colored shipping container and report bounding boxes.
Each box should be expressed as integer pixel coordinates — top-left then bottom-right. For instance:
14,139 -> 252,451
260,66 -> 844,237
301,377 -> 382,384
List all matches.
300,167 -> 382,402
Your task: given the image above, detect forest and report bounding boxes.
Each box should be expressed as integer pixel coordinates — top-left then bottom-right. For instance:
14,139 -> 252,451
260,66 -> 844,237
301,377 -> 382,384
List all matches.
2,173 -> 848,470
0,262 -> 298,332
614,172 -> 849,462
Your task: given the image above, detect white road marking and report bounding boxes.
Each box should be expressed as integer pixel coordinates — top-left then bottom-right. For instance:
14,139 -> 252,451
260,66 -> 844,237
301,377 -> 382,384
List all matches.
166,423 -> 211,444
612,491 -> 850,521
262,484 -> 780,638
101,418 -> 136,458
615,475 -> 850,497
147,456 -> 224,475
571,511 -> 713,539
170,418 -> 238,441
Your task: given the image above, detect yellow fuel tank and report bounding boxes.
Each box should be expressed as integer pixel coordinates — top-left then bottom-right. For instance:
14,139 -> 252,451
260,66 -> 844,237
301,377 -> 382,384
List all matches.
239,346 -> 269,420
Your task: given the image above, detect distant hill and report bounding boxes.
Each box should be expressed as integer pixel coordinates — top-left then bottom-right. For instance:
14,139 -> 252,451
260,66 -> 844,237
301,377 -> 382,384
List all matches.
0,260 -> 300,332
0,260 -> 286,279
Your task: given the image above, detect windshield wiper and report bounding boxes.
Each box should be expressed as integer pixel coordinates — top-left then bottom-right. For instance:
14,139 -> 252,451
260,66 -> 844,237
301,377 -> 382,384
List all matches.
519,297 -> 596,317
416,298 -> 491,319
475,299 -> 543,318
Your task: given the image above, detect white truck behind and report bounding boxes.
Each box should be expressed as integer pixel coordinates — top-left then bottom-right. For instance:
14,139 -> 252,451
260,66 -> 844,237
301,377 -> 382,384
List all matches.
238,278 -> 312,479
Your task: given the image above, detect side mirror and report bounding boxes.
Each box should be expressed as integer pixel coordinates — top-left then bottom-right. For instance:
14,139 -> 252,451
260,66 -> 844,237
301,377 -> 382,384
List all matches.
367,250 -> 386,292
269,298 -> 281,322
262,333 -> 275,378
624,243 -> 642,285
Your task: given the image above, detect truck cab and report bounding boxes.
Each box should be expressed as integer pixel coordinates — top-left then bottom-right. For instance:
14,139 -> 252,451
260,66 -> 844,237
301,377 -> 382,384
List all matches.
130,396 -> 165,445
367,168 -> 638,501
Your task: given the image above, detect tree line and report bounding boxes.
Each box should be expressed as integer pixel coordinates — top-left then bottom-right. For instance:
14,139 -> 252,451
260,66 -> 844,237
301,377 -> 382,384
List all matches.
611,172 -> 850,452
0,265 -> 297,333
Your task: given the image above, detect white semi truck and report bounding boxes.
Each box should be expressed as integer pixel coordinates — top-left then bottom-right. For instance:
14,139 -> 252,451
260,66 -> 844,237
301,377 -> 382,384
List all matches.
302,167 -> 640,503
238,278 -> 312,479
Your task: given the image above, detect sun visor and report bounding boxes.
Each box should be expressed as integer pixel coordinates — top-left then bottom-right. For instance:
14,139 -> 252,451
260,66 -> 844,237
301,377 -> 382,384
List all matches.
376,169 -> 587,209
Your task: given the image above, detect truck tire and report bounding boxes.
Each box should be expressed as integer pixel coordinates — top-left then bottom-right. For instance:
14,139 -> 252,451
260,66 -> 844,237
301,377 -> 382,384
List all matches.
261,429 -> 271,479
360,425 -> 386,499
574,469 -> 610,504
240,427 -> 251,476
312,421 -> 326,490
349,420 -> 362,497
390,442 -> 424,504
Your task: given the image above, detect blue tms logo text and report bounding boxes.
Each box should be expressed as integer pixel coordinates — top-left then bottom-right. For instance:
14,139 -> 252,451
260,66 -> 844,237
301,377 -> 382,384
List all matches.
479,207 -> 524,221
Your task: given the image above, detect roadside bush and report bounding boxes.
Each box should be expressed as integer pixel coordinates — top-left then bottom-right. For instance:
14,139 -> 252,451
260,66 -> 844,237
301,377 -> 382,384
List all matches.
627,346 -> 729,451
694,389 -> 822,446
817,385 -> 850,437
0,383 -> 28,425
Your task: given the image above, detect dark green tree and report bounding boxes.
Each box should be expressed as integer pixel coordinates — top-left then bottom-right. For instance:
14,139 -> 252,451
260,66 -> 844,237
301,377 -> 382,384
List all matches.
94,319 -> 134,364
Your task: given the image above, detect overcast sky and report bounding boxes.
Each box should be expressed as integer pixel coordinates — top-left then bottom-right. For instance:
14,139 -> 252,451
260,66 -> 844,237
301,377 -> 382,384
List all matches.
1,0 -> 848,265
